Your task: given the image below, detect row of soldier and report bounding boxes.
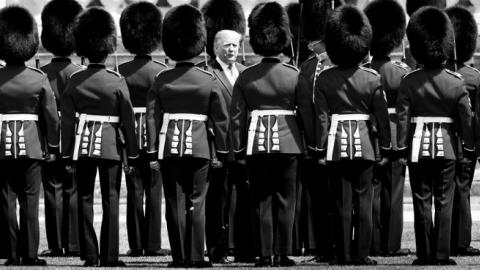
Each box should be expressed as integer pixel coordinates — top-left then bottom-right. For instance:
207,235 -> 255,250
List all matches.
0,0 -> 478,267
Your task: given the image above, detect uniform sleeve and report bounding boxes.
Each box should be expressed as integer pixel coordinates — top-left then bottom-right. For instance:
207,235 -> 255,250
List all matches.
146,78 -> 162,159
371,81 -> 391,154
313,76 -> 329,158
117,78 -> 139,159
230,75 -> 248,159
209,81 -> 229,158
295,70 -> 316,152
60,82 -> 76,159
456,84 -> 474,155
41,77 -> 60,153
396,79 -> 411,157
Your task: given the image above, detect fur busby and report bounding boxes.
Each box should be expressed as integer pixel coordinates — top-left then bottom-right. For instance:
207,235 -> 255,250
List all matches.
120,1 -> 162,55
407,7 -> 454,67
302,0 -> 344,42
201,0 -> 245,57
325,5 -> 372,67
406,0 -> 446,16
446,6 -> 478,64
0,6 -> 39,63
364,0 -> 406,58
284,3 -> 310,63
162,4 -> 206,61
248,2 -> 291,57
74,7 -> 116,62
41,0 -> 83,57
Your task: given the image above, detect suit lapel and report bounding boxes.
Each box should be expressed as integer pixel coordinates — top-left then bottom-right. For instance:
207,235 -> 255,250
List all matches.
212,61 -> 234,96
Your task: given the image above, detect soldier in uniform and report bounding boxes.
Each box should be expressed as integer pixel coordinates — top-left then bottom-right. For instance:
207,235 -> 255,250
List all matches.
0,6 -> 60,266
398,6 -> 474,265
61,7 -> 139,267
445,6 -> 480,257
146,4 -> 229,268
295,0 -> 342,262
313,5 -> 391,265
363,0 -> 411,257
231,2 -> 302,267
118,1 -> 168,257
200,0 -> 254,264
39,0 -> 83,257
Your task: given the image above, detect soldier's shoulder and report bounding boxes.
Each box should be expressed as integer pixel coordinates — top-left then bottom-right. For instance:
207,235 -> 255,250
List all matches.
154,67 -> 174,79
69,67 -> 87,79
391,61 -> 410,71
241,62 -> 261,74
463,65 -> 480,75
316,65 -> 337,77
106,68 -> 123,78
193,66 -> 215,79
402,68 -> 422,79
359,66 -> 380,77
445,69 -> 463,81
282,62 -> 299,72
26,66 -> 46,77
153,59 -> 168,68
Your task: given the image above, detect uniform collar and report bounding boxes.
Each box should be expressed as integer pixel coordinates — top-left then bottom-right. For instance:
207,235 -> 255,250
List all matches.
175,62 -> 195,68
262,57 -> 281,63
134,55 -> 152,60
371,55 -> 390,62
88,63 -> 106,69
5,62 -> 25,67
51,57 -> 72,63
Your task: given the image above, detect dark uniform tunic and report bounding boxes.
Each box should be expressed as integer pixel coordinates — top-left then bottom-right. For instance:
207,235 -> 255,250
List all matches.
118,55 -> 167,254
40,57 -> 83,254
396,67 -> 474,262
367,57 -> 410,255
231,57 -> 302,257
146,62 -> 229,264
0,64 -> 59,261
61,63 -> 139,263
314,65 -> 391,263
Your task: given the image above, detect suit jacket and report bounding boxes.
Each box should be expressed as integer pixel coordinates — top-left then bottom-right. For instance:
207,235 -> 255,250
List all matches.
207,59 -> 246,161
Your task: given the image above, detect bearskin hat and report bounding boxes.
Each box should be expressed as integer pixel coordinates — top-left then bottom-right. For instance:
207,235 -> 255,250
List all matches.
248,2 -> 291,57
74,7 -> 116,62
406,0 -> 446,16
407,6 -> 454,67
120,1 -> 162,55
41,0 -> 83,57
446,6 -> 477,64
302,0 -> 344,42
283,2 -> 310,63
162,4 -> 206,61
364,0 -> 406,58
325,5 -> 372,67
201,0 -> 245,57
0,6 -> 39,63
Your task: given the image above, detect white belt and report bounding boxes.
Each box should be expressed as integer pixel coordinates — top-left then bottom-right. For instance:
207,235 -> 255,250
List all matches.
158,113 -> 208,160
388,108 -> 396,114
133,107 -> 146,114
327,114 -> 370,161
73,113 -> 120,161
246,109 -> 295,155
410,116 -> 453,162
0,114 -> 38,147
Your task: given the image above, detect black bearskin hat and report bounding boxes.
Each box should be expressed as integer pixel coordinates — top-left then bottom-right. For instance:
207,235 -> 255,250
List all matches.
41,0 -> 83,57
284,2 -> 310,64
302,0 -> 344,42
120,1 -> 162,55
406,0 -> 446,16
162,4 -> 206,61
74,7 -> 116,62
364,0 -> 406,58
248,2 -> 291,57
201,0 -> 245,57
407,6 -> 454,67
325,4 -> 372,67
446,6 -> 478,64
0,6 -> 39,63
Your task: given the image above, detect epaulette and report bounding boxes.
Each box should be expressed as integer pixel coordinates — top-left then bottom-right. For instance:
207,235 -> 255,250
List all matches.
69,68 -> 85,79
106,68 -> 122,78
402,68 -> 421,79
391,61 -> 410,71
155,67 -> 173,78
153,59 -> 168,68
282,63 -> 299,72
446,69 -> 463,80
464,65 -> 480,74
359,66 -> 380,76
27,66 -> 46,76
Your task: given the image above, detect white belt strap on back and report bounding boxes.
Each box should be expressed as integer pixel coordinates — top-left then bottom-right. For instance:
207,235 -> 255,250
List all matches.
246,109 -> 295,156
157,113 -> 208,160
327,114 -> 370,161
133,107 -> 146,114
410,116 -> 453,163
0,114 -> 39,148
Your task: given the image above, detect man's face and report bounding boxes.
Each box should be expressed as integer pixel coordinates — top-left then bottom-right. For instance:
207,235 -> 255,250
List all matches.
214,31 -> 241,64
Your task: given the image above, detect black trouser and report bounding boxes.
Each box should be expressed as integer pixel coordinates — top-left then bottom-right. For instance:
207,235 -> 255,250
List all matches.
162,157 -> 209,263
0,159 -> 42,261
328,160 -> 374,263
371,158 -> 406,253
43,158 -> 80,253
126,151 -> 163,252
409,160 -> 455,262
451,159 -> 476,251
76,158 -> 122,263
247,154 -> 298,257
206,160 -> 254,260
